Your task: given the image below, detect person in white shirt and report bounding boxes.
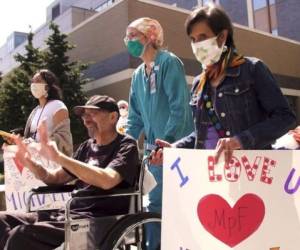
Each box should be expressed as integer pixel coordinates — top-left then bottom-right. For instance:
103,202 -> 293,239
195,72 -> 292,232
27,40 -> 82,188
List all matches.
116,99 -> 129,135
24,69 -> 73,156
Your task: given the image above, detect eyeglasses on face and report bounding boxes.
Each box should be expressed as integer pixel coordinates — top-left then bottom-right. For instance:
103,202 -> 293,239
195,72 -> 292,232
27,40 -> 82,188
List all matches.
81,110 -> 98,119
124,31 -> 145,44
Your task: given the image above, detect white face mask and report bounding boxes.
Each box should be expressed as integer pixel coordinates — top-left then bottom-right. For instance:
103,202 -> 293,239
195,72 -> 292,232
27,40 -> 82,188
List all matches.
119,108 -> 128,117
191,36 -> 225,69
30,83 -> 48,99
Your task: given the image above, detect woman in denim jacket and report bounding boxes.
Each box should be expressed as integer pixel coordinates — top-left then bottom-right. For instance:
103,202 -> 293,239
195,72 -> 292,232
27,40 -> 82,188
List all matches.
152,4 -> 296,165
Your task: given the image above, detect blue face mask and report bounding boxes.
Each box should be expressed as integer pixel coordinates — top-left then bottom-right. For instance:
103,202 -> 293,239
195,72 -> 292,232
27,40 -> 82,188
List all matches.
126,39 -> 145,58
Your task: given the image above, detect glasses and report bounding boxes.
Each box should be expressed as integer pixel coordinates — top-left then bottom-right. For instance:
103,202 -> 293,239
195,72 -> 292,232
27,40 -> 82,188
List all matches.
124,31 -> 144,44
81,110 -> 99,119
124,36 -> 138,45
30,82 -> 46,85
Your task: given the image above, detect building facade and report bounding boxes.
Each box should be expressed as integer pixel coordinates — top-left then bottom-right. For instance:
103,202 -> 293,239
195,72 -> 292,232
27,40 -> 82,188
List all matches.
0,0 -> 299,120
0,0 -> 114,75
155,0 -> 300,42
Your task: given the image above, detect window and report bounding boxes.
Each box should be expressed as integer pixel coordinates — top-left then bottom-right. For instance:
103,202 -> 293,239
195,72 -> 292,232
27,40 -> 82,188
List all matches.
203,0 -> 212,5
7,38 -> 14,53
95,0 -> 115,12
253,0 -> 267,10
14,34 -> 26,48
52,4 -> 60,20
253,0 -> 278,34
198,0 -> 219,6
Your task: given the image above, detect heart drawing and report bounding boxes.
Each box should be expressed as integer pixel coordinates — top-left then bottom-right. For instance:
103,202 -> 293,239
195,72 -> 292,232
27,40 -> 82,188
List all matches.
197,193 -> 265,247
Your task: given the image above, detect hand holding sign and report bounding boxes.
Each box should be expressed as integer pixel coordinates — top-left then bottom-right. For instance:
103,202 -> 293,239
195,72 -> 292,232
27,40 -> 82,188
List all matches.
214,137 -> 242,165
149,139 -> 171,165
0,130 -> 15,145
162,149 -> 300,249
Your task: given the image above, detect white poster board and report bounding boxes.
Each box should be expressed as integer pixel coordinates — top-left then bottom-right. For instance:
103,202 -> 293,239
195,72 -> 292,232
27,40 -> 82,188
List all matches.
162,149 -> 300,250
3,144 -> 71,212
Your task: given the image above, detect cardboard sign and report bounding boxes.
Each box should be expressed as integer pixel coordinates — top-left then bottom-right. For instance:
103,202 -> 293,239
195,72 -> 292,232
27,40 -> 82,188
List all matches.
162,149 -> 300,250
3,144 -> 71,211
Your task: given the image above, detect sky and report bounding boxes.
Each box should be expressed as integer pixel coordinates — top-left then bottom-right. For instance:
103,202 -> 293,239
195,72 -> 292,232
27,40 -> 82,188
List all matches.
0,0 -> 54,47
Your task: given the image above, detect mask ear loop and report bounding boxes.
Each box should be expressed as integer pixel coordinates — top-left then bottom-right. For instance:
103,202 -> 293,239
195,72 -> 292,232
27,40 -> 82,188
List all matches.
217,31 -> 228,53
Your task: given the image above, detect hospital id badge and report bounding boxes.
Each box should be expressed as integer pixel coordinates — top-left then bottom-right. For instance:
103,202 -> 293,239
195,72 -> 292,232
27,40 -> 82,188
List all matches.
150,72 -> 156,94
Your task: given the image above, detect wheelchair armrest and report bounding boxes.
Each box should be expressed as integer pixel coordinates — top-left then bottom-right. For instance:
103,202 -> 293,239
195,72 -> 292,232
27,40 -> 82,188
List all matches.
31,184 -> 76,194
71,187 -> 137,198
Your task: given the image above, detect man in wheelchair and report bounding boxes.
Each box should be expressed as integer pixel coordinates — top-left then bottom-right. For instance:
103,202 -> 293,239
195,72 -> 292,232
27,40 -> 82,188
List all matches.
0,95 -> 140,250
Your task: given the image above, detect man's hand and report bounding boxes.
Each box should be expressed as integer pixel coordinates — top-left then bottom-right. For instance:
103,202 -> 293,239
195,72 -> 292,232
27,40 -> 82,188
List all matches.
214,137 -> 242,165
37,120 -> 61,163
289,126 -> 300,144
149,139 -> 172,166
14,135 -> 33,167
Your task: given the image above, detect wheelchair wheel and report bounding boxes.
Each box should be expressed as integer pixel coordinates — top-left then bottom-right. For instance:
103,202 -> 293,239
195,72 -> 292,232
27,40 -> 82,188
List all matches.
102,212 -> 161,250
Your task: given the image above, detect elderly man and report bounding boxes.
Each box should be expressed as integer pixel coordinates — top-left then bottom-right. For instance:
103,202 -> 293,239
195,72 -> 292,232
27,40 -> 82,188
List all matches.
0,95 -> 140,250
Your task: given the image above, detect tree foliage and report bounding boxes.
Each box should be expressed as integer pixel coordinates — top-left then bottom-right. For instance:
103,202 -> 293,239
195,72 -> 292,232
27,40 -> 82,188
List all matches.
14,32 -> 44,76
43,22 -> 88,144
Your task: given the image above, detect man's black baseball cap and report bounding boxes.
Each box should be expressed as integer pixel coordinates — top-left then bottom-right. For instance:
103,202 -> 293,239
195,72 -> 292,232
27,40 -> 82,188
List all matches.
73,95 -> 119,116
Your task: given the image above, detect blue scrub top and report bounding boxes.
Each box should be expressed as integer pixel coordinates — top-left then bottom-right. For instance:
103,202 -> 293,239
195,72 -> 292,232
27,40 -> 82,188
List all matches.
127,50 -> 194,145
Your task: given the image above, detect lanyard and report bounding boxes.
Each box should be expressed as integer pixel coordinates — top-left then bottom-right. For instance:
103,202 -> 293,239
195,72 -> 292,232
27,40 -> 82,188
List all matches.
32,102 -> 47,140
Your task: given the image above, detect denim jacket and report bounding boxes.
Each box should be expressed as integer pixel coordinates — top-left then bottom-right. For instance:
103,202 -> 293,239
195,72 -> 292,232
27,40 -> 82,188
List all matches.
175,57 -> 296,149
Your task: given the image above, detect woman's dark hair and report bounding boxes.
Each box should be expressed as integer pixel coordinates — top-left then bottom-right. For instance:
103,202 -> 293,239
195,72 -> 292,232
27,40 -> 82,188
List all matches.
37,69 -> 63,100
185,4 -> 235,49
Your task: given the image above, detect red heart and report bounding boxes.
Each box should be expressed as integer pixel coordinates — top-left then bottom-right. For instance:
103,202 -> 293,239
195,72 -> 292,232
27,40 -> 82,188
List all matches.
13,158 -> 24,174
197,193 -> 265,247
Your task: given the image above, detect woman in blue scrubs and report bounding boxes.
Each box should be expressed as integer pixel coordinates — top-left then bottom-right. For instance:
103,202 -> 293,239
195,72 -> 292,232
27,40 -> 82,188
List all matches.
124,17 -> 194,250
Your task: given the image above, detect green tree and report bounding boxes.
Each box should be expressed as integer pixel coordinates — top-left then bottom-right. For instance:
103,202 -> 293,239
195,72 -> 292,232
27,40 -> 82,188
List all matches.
0,32 -> 40,133
14,32 -> 44,76
43,22 -> 88,144
0,69 -> 35,133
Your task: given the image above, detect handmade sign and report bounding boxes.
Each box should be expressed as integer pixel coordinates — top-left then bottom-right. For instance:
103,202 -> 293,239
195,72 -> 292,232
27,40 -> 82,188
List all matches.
162,149 -> 300,250
3,144 -> 71,212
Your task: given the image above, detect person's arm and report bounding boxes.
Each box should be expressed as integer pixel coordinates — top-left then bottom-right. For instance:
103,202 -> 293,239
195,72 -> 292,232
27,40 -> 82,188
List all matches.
149,134 -> 196,166
13,136 -> 73,185
38,121 -> 139,189
214,60 -> 296,164
161,55 -> 192,142
45,140 -> 139,190
172,131 -> 196,149
47,101 -> 73,156
52,108 -> 69,127
126,75 -> 144,140
25,159 -> 73,185
55,154 -> 123,190
236,59 -> 296,149
50,112 -> 73,156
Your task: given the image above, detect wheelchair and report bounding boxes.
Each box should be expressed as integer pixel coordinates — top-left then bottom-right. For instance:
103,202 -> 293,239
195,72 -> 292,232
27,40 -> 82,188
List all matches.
26,157 -> 161,250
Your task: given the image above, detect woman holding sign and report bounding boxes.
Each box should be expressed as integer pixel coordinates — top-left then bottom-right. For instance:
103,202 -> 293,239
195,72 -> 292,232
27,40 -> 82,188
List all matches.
152,4 -> 296,164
